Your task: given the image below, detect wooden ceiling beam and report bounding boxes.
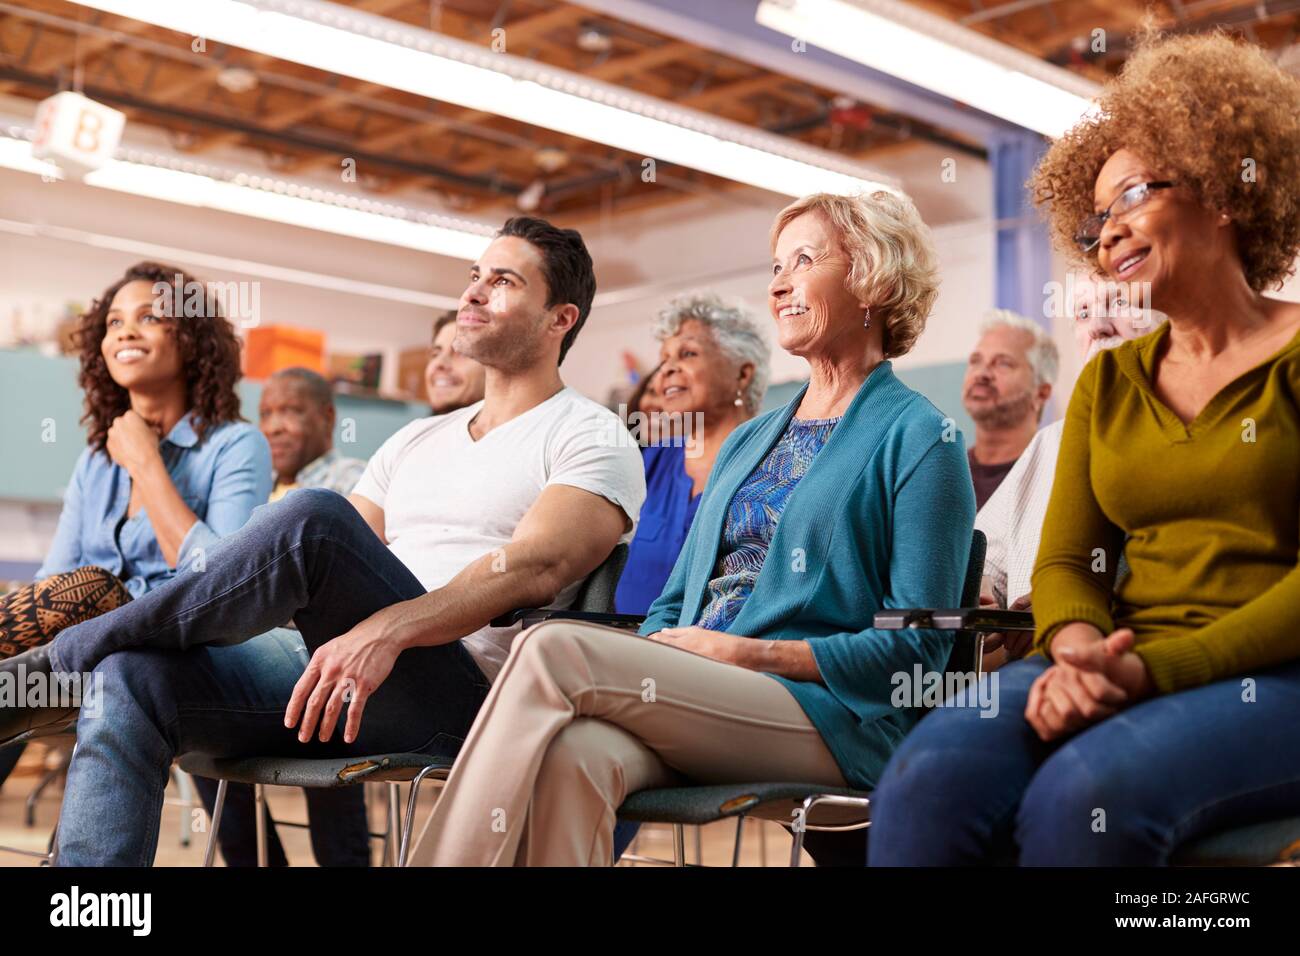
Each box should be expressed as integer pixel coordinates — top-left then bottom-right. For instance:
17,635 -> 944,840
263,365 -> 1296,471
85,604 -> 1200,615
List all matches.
180,1 -> 577,153
0,14 -> 152,95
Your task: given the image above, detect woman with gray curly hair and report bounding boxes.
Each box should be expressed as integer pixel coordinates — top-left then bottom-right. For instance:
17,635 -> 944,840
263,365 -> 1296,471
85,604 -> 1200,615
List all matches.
614,291 -> 770,617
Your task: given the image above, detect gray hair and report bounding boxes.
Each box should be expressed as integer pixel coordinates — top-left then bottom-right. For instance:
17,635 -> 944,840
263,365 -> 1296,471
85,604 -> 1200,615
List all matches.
269,366 -> 334,409
978,309 -> 1059,387
652,291 -> 770,414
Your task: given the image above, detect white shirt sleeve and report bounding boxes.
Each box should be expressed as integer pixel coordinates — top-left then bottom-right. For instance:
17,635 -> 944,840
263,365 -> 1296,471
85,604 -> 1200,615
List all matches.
545,410 -> 646,541
975,467 -> 1013,608
352,418 -> 431,509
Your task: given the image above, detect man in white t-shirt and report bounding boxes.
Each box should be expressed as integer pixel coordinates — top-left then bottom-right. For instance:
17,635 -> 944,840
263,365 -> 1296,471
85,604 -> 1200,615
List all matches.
11,216 -> 646,865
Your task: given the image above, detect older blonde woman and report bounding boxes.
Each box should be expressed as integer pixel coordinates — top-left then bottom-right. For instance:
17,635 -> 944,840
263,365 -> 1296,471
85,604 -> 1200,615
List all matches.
870,32 -> 1300,866
409,190 -> 976,866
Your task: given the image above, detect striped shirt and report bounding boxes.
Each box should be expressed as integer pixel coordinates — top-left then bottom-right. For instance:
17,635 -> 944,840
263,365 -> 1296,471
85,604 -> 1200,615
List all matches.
269,448 -> 367,501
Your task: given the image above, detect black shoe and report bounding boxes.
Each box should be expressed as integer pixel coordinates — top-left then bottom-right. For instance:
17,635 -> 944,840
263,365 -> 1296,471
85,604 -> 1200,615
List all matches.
0,645 -> 79,746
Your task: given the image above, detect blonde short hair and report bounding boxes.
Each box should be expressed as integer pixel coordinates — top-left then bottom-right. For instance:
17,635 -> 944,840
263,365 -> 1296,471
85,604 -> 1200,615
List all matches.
769,191 -> 940,359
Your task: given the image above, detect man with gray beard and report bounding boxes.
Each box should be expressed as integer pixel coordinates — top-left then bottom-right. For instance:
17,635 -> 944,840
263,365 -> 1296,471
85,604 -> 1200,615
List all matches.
961,310 -> 1059,509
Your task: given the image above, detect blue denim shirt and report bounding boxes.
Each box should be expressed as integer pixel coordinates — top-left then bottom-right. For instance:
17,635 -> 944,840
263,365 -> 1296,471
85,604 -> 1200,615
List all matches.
36,413 -> 272,597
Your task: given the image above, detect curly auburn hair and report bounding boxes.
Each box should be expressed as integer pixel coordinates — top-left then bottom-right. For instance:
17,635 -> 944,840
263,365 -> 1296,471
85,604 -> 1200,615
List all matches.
77,261 -> 245,452
1030,30 -> 1300,291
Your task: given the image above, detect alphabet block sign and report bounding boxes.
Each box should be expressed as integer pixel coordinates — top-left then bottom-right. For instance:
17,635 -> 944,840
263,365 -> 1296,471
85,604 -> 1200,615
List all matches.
31,91 -> 126,179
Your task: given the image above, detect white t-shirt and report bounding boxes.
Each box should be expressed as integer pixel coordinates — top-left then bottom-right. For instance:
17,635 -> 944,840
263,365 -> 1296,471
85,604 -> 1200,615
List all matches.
351,387 -> 645,680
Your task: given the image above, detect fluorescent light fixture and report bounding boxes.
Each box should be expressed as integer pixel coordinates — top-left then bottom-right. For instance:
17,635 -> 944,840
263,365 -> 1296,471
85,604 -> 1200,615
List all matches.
756,0 -> 1099,138
63,0 -> 898,197
0,135 -> 60,177
0,130 -> 494,259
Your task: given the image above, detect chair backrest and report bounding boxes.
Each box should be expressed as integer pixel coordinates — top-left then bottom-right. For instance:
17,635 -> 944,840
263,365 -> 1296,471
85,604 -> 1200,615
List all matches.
960,529 -> 987,607
944,529 -> 987,676
572,543 -> 629,614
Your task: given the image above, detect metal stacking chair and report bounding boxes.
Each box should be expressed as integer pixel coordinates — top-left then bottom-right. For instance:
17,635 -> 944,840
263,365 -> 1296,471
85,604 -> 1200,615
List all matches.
604,530 -> 987,867
182,545 -> 630,868
502,531 -> 986,866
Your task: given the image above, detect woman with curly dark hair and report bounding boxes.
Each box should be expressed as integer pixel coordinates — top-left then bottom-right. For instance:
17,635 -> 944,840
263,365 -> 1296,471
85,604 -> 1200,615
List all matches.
870,31 -> 1300,865
0,262 -> 270,779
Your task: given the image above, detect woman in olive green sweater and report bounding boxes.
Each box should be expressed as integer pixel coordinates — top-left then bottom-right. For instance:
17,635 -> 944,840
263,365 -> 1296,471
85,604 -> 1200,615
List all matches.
871,32 -> 1300,865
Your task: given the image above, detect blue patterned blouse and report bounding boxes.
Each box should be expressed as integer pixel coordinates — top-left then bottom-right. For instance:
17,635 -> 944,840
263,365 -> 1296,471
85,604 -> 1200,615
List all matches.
696,415 -> 841,631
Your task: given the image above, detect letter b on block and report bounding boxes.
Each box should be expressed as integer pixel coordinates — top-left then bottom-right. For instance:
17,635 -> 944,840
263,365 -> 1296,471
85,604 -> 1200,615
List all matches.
31,91 -> 126,179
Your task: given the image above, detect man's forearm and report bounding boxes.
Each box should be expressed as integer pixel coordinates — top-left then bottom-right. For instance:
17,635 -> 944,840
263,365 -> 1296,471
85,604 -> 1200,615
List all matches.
386,543 -> 573,651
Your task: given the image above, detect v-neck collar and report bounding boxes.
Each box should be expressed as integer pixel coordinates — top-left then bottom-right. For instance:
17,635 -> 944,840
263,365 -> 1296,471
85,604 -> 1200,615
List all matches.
1114,320 -> 1300,441
678,360 -> 910,630
462,387 -> 568,444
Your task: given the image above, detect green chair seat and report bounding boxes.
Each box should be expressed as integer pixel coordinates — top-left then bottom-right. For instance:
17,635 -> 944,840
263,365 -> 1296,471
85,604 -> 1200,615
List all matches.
1172,816 -> 1300,866
619,782 -> 870,828
177,752 -> 451,789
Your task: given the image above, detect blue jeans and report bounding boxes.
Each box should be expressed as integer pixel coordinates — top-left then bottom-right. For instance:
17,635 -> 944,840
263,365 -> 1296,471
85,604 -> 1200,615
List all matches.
49,489 -> 490,866
187,631 -> 372,868
868,656 -> 1300,865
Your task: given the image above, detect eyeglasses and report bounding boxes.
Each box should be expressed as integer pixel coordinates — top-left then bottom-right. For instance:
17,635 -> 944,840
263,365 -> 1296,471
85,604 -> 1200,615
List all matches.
1074,181 -> 1175,253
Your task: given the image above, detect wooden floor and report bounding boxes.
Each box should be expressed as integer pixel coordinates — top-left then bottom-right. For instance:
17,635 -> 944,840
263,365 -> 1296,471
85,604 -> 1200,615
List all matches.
0,741 -> 814,867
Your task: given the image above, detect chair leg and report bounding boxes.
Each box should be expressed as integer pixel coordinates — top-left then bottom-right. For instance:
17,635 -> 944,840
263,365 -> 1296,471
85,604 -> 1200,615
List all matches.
202,779 -> 227,868
254,783 -> 268,868
398,765 -> 443,867
44,818 -> 60,866
386,783 -> 402,867
44,741 -> 75,866
173,768 -> 195,847
693,825 -> 702,866
672,824 -> 685,867
788,793 -> 873,867
731,815 -> 745,867
789,819 -> 808,868
25,746 -> 72,827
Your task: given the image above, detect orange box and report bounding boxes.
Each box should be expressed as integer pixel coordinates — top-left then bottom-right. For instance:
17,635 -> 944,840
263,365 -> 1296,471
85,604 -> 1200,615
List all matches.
244,325 -> 326,380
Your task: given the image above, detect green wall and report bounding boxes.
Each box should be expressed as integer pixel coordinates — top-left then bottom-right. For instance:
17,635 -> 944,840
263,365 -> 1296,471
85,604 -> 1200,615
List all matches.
0,348 -> 430,503
1,348 -> 973,504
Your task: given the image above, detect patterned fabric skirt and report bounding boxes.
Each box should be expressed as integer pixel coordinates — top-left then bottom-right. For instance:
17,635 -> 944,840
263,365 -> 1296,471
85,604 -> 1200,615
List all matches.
0,566 -> 132,660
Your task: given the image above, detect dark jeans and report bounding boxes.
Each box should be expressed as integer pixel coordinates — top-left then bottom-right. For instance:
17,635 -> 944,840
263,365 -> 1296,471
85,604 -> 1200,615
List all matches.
191,773 -> 371,867
48,489 -> 491,865
869,655 -> 1300,865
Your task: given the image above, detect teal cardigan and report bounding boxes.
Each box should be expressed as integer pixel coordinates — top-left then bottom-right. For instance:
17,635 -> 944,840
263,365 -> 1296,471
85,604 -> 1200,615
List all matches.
640,361 -> 976,790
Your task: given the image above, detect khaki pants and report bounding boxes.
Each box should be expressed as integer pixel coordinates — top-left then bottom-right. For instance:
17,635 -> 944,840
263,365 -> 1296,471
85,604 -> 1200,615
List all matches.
407,621 -> 846,866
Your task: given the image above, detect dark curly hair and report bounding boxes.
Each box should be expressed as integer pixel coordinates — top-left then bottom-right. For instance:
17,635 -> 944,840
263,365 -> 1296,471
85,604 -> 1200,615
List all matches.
1030,30 -> 1300,291
77,261 -> 245,451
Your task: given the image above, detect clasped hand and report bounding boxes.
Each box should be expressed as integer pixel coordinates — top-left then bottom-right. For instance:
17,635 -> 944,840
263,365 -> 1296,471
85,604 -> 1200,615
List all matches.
1024,627 -> 1153,742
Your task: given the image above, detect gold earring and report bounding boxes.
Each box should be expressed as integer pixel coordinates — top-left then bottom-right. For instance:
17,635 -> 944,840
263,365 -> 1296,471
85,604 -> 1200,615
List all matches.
864,306 -> 872,330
